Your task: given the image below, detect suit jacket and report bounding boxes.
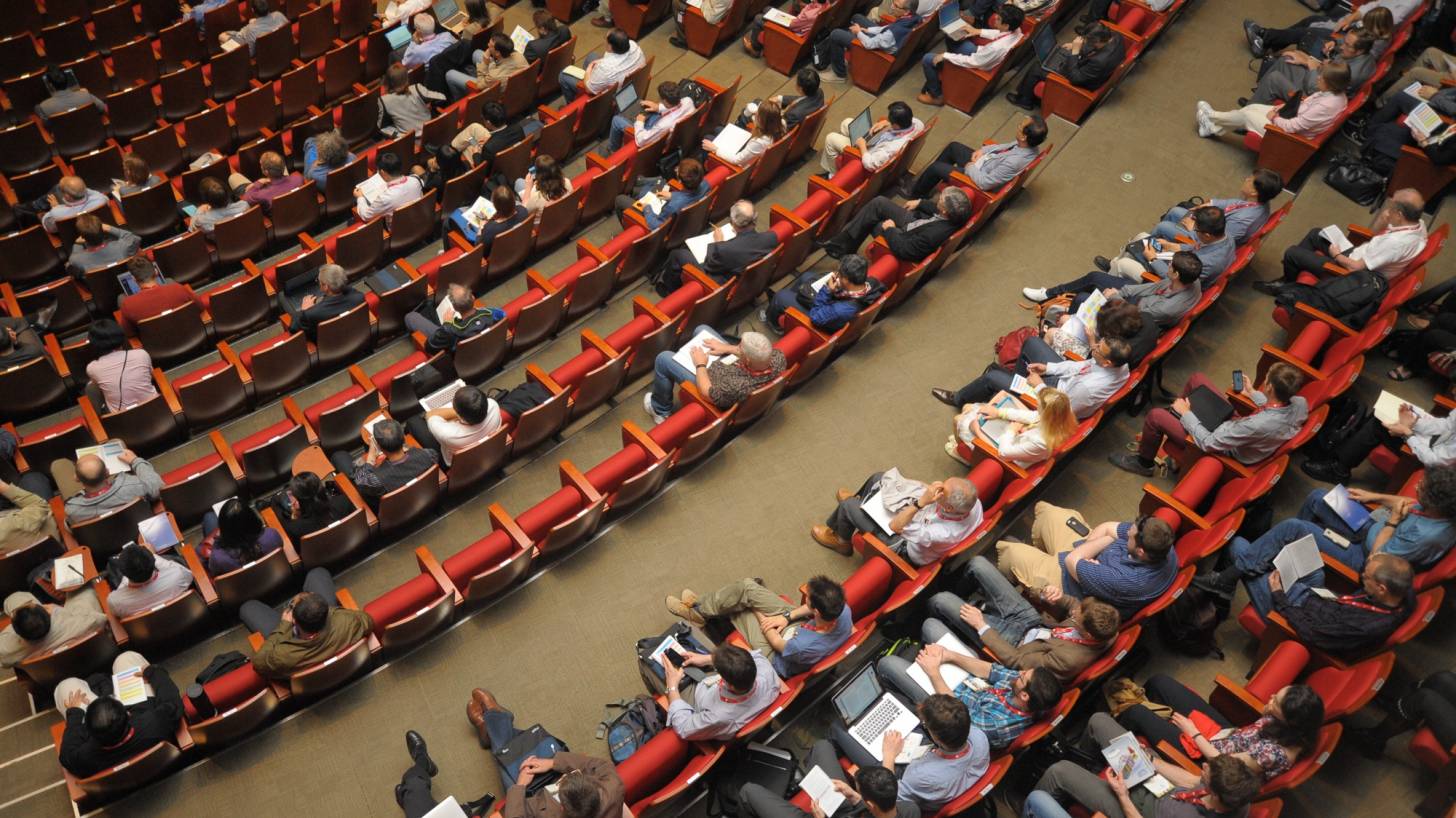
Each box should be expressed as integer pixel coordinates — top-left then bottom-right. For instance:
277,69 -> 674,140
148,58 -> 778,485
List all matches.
978,616 -> 1109,684
481,121 -> 527,167
782,91 -> 826,128
524,26 -> 572,63
883,200 -> 960,262
502,752 -> 625,818
702,230 -> 779,282
296,289 -> 366,338
1051,33 -> 1125,89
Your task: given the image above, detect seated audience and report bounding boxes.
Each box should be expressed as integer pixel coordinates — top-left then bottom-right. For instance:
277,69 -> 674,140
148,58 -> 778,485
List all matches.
813,472 -> 982,564
357,152 -> 427,223
56,653 -> 182,777
272,472 -> 356,541
667,0 -> 731,47
1151,169 -> 1281,246
524,12 -> 572,63
242,568 -> 373,678
219,0 -> 288,53
113,155 -> 163,198
200,498 -> 284,576
1285,472 -> 1456,572
559,29 -> 644,103
656,200 -> 778,295
381,0 -> 431,27
1243,0 -> 1420,57
331,419 -> 439,508
829,693 -> 986,811
666,575 -> 853,678
404,385 -> 502,467
1107,362 -> 1308,476
609,80 -> 697,152
184,0 -> 231,30
663,643 -> 781,740
936,337 -> 1132,420
1256,189 -> 1427,294
452,102 -> 527,168
1021,300 -> 1157,373
402,15 -> 457,69
1251,30 -> 1376,105
735,68 -> 826,130
821,101 -> 924,174
616,158 -> 711,232
454,185 -> 530,252
36,176 -> 108,234
1097,207 -> 1233,286
35,65 -> 107,121
1376,44 -> 1455,106
118,255 -> 203,335
906,114 -> 1046,199
819,12 -> 923,86
918,4 -> 1026,106
305,130 -> 357,190
380,63 -> 446,138
742,0 -> 830,57
66,214 -> 140,278
107,544 -> 195,620
228,151 -> 307,211
1302,398 -> 1456,482
517,154 -> 574,223
1021,252 -> 1203,329
647,328 -> 786,421
190,177 -> 249,236
83,319 -> 159,412
702,100 -> 785,167
949,386 -> 1078,468
405,284 -> 502,352
390,729 -> 494,818
285,264 -> 366,340
739,741 -> 915,818
1349,669 -> 1456,759
1195,62 -> 1349,141
446,32 -> 528,100
0,587 -> 107,668
1006,23 -> 1124,109
1359,83 -> 1456,178
818,187 -> 973,263
58,449 -> 163,522
762,254 -> 885,333
0,477 -> 59,551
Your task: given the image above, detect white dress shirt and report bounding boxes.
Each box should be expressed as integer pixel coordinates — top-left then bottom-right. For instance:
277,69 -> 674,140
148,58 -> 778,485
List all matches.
358,175 -> 426,222
1351,222 -> 1428,278
899,500 -> 984,565
584,42 -> 646,96
1042,360 -> 1129,419
636,98 -> 697,146
943,29 -> 1023,71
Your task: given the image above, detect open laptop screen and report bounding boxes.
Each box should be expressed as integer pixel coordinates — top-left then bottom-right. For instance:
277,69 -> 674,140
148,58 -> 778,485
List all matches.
832,664 -> 882,724
846,110 -> 873,143
385,25 -> 412,50
615,83 -> 639,113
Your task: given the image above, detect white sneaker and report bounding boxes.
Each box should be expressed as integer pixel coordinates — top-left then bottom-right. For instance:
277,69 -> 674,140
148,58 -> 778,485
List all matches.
1196,99 -> 1213,116
643,392 -> 668,425
1194,104 -> 1215,138
1022,287 -> 1049,302
818,69 -> 847,84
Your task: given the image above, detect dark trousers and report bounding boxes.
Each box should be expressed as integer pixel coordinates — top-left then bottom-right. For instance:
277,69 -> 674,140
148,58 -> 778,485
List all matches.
404,415 -> 444,462
656,247 -> 722,296
952,363 -> 1015,406
825,471 -> 884,540
1405,671 -> 1456,747
0,472 -> 56,511
1261,14 -> 1336,52
1280,227 -> 1334,282
1119,674 -> 1233,748
1046,270 -> 1131,299
1014,335 -> 1064,375
239,567 -> 339,633
1013,63 -> 1049,102
1084,0 -> 1113,20
1138,372 -> 1218,462
399,762 -> 437,818
825,196 -> 911,255
765,271 -> 818,328
909,142 -> 974,199
740,740 -> 846,818
329,450 -> 359,481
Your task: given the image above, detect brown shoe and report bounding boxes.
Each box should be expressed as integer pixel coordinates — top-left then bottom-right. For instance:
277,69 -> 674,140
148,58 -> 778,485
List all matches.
666,594 -> 706,626
811,525 -> 852,555
916,92 -> 944,106
590,15 -> 612,26
681,588 -> 699,607
466,693 -> 490,749
835,488 -> 853,503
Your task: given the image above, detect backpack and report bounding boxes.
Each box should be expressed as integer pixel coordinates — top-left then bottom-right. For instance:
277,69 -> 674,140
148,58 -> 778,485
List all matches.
705,743 -> 797,818
1156,586 -> 1228,659
677,79 -> 713,110
1311,393 -> 1374,457
599,696 -> 665,763
994,325 -> 1039,369
1274,269 -> 1388,329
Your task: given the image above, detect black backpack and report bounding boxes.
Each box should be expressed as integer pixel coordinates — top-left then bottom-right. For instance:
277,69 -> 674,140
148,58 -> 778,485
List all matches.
1324,154 -> 1388,209
705,743 -> 797,818
1275,269 -> 1388,328
1156,586 -> 1228,659
676,79 -> 713,110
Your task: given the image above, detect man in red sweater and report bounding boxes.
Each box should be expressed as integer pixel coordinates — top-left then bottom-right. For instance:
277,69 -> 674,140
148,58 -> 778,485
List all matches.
117,256 -> 201,335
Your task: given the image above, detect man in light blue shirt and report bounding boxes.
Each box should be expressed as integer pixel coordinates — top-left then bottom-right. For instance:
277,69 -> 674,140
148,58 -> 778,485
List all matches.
1293,469 -> 1456,572
1104,207 -> 1234,286
182,0 -> 230,31
40,177 -> 108,234
1151,169 -> 1282,246
830,693 -> 989,811
662,644 -> 781,740
665,575 -> 854,678
820,14 -> 921,82
402,15 -> 458,69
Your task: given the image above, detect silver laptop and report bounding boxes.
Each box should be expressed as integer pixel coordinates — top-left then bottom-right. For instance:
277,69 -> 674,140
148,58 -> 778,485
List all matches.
939,3 -> 973,40
846,110 -> 873,143
833,665 -> 920,762
420,379 -> 467,412
433,0 -> 466,31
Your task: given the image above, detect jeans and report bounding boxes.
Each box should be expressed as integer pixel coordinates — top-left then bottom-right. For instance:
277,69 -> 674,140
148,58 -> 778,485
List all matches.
1119,675 -> 1231,749
559,53 -> 600,102
827,28 -> 856,76
1295,487 -> 1375,572
877,617 -> 959,704
609,111 -> 660,151
825,471 -> 885,540
938,554 -> 1046,644
1151,205 -> 1196,242
649,324 -> 722,415
445,50 -> 487,99
765,271 -> 817,329
239,567 -> 340,633
482,706 -> 526,786
952,364 -> 1017,406
1023,790 -> 1074,818
920,40 -> 978,97
1229,519 -> 1332,616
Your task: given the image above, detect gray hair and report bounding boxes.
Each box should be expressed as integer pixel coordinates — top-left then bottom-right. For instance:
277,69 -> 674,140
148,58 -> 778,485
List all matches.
448,284 -> 475,313
739,331 -> 773,367
941,477 -> 977,513
318,263 -> 347,293
728,200 -> 756,231
413,13 -> 435,34
1389,188 -> 1424,222
937,187 -> 972,225
314,130 -> 349,167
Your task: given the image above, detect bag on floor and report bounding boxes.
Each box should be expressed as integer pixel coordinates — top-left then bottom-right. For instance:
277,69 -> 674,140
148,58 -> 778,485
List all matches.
994,325 -> 1039,369
599,695 -> 665,763
1311,393 -> 1373,456
677,79 -> 713,110
635,622 -> 712,692
495,724 -> 568,794
705,743 -> 797,818
1274,269 -> 1388,329
1324,155 -> 1387,209
1156,586 -> 1227,659
196,651 -> 250,684
491,381 -> 551,418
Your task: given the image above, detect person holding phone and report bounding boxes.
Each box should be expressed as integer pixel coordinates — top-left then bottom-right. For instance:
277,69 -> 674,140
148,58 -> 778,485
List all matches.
661,643 -> 781,740
761,254 -> 885,333
665,575 -> 853,678
239,568 -> 373,679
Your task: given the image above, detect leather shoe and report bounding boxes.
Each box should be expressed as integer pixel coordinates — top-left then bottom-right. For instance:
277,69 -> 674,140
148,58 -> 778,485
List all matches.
811,525 -> 852,555
396,784 -> 407,807
590,15 -> 612,26
1299,458 -> 1351,484
462,793 -> 497,817
406,730 -> 438,777
1093,255 -> 1111,272
1251,279 -> 1285,296
835,488 -> 853,502
931,387 -> 959,406
466,688 -> 500,748
916,92 -> 944,106
1107,452 -> 1155,477
1005,92 -> 1034,109
669,34 -> 687,47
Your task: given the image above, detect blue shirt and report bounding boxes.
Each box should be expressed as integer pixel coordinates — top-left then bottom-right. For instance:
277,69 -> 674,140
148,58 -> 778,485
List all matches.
1060,522 -> 1178,617
303,137 -> 357,190
644,180 -> 712,231
402,31 -> 457,68
1154,234 -> 1236,286
952,664 -> 1033,749
898,727 -> 989,810
190,0 -> 229,28
1209,198 -> 1270,245
772,605 -> 852,677
1362,504 -> 1456,569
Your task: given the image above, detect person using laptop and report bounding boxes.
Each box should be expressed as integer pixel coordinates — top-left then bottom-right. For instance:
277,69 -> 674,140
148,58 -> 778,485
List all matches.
402,14 -> 458,68
56,652 -> 183,777
445,32 -> 528,100
645,327 -> 785,422
65,213 -> 141,278
405,385 -> 502,467
662,642 -> 782,740
1108,362 -> 1308,477
1030,726 -> 1263,818
106,543 -> 196,620
329,419 -> 439,509
820,101 -> 923,174
917,3 -> 1025,106
812,471 -> 981,565
816,186 -> 972,264
608,81 -> 697,152
830,692 -> 987,811
905,114 -> 1045,199
559,28 -> 645,103
665,575 -> 853,679
740,741 -> 917,818
1006,22 -> 1124,109
405,284 -> 503,353
219,0 -> 287,53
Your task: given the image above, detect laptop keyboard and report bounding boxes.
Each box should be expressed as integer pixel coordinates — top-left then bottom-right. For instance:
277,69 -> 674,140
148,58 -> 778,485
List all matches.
852,698 -> 901,744
421,382 -> 463,411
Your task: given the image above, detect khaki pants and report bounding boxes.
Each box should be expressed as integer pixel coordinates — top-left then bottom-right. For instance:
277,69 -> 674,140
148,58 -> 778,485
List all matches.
1207,103 -> 1274,137
694,578 -> 793,656
1377,48 -> 1456,106
994,501 -> 1088,592
1108,231 -> 1156,280
54,651 -> 150,713
821,118 -> 856,173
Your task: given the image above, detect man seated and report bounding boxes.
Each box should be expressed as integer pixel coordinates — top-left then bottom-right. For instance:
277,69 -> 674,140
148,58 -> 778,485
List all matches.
646,328 -> 786,422
656,200 -> 779,295
735,68 -> 826,130
995,502 -> 1178,619
1151,169 -> 1281,246
1108,362 -> 1308,477
381,0 -> 431,27
183,0 -> 232,30
1302,397 -> 1456,483
284,263 -> 366,341
616,158 -> 712,232
740,740 -> 917,818
445,32 -> 529,100
226,151 -> 307,211
1376,44 -> 1455,106
1097,207 -> 1233,286
106,544 -> 195,620
32,176 -> 108,234
818,187 -> 973,264
742,0 -> 831,58
878,634 -> 1063,749
559,29 -> 645,103
1243,0 -> 1422,57
1196,62 -> 1349,142
0,587 -> 107,668
66,214 -> 140,278
356,152 -> 427,223
828,693 -> 986,811
666,575 -> 853,678
1256,190 -> 1427,294
219,0 -> 288,53
404,385 -> 502,468
241,567 -> 374,678
821,101 -> 924,174
1006,23 -> 1125,109
762,254 -> 885,333
1076,0 -> 1173,30
934,336 -> 1132,420
1359,83 -> 1456,179
389,730 -> 494,818
58,449 -> 163,523
524,12 -> 572,63
813,473 -> 982,565
918,4 -> 1026,106
819,12 -> 923,86
402,14 -> 458,69
926,555 -> 1121,683
380,63 -> 448,138
906,114 -> 1046,199
330,419 -> 438,508
1031,720 -> 1263,818
608,80 -> 697,152
404,284 -> 502,352
35,65 -> 108,121
0,477 -> 59,551
116,256 -> 202,335
452,102 -> 528,169
662,643 -> 781,740
1251,30 -> 1376,107
1021,251 -> 1203,330
56,652 -> 182,777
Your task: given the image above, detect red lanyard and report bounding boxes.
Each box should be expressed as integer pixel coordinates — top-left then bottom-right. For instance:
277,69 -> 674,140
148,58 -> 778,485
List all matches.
719,686 -> 751,704
1171,788 -> 1210,804
1050,627 -> 1100,646
934,744 -> 971,760
990,687 -> 1028,718
1224,202 -> 1258,213
1336,594 -> 1397,614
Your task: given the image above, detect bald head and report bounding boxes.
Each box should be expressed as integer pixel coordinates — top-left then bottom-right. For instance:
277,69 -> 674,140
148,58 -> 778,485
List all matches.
75,455 -> 109,489
59,176 -> 87,201
941,477 -> 977,514
1388,188 -> 1424,224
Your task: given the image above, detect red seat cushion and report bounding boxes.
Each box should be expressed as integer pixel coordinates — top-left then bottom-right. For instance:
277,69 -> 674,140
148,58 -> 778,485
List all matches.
842,556 -> 894,621
162,452 -> 224,487
364,291 -> 381,313
657,283 -> 702,317
1408,726 -> 1451,771
967,459 -> 1005,505
441,531 -> 515,589
616,730 -> 691,804
648,402 -> 710,451
182,663 -> 269,721
21,415 -> 88,445
239,331 -> 296,371
171,359 -> 233,388
548,349 -> 605,392
602,314 -> 657,355
1237,603 -> 1268,639
1243,130 -> 1262,151
362,573 -> 442,630
775,326 -> 814,366
231,418 -> 297,459
1033,80 -> 1046,99
1246,640 -> 1309,701
370,351 -> 427,401
304,385 -> 366,432
515,486 -> 587,541
1169,456 -> 1225,512
584,446 -> 649,496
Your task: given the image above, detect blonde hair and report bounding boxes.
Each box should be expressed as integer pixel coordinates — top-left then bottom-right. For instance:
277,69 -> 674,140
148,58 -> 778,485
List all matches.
1036,388 -> 1078,452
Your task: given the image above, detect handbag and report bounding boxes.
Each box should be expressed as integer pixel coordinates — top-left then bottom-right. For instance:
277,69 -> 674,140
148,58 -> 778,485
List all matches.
1276,91 -> 1303,120
994,325 -> 1038,369
1324,154 -> 1387,209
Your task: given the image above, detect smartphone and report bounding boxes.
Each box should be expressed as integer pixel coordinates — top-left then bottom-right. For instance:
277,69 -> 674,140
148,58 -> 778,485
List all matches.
664,648 -> 685,669
1066,518 -> 1090,537
1232,369 -> 1245,392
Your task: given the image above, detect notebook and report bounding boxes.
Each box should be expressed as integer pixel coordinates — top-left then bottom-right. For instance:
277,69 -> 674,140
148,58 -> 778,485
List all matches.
112,665 -> 150,706
798,767 -> 847,816
385,24 -> 413,55
671,327 -> 737,371
1101,732 -> 1157,786
76,440 -> 129,475
685,223 -> 737,264
53,554 -> 87,591
939,3 -> 973,39
561,65 -> 586,80
510,24 -> 533,52
461,195 -> 499,231
1319,224 -> 1354,254
365,262 -> 409,296
846,110 -> 873,143
1323,484 -> 1373,532
357,172 -> 390,206
1273,534 -> 1324,586
904,631 -> 985,695
636,190 -> 667,214
763,6 -> 796,25
219,36 -> 243,52
859,490 -> 903,534
137,512 -> 180,552
1373,390 -> 1413,425
711,123 -> 753,159
1185,385 -> 1234,430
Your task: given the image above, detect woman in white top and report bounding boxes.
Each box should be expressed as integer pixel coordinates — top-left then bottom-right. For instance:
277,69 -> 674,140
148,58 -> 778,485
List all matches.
404,385 -> 502,466
515,154 -> 574,222
948,387 -> 1078,468
703,99 -> 786,166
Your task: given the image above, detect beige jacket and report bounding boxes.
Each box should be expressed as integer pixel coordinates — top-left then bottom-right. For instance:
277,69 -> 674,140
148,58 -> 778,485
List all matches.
0,484 -> 59,553
0,589 -> 108,668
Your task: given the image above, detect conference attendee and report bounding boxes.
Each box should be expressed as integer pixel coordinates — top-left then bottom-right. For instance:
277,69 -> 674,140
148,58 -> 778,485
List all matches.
1242,0 -> 1422,56
906,114 -> 1046,198
0,478 -> 59,552
1288,469 -> 1456,572
381,0 -> 431,27
1030,723 -> 1263,818
918,4 -> 1026,106
1024,299 -> 1157,371
828,693 -> 986,811
271,472 -> 356,542
452,102 -> 527,168
404,385 -> 502,467
182,0 -> 231,29
1376,45 -> 1456,107
619,158 -> 711,232
1360,83 -> 1456,178
742,0 -> 830,58
665,575 -> 853,678
666,0 -> 730,46
116,256 -> 201,335
608,80 -> 696,152
702,99 -> 785,167
1256,190 -> 1427,294
524,11 -> 572,63
934,337 -> 1132,420
0,587 -> 107,668
762,254 -> 885,333
37,176 -> 108,234
924,557 -> 1121,683
113,155 -> 163,198
1100,206 -> 1234,286
1107,362 -> 1308,477
819,12 -> 922,86
878,636 -> 1063,749
1006,23 -> 1124,109
949,386 -> 1078,468
517,154 -> 574,222
1151,170 -> 1282,246
1302,398 -> 1456,483
1021,251 -> 1203,329
241,568 -> 374,678
405,284 -> 501,352
559,29 -> 644,103
821,101 -> 924,174
1348,669 -> 1456,760
662,643 -> 781,740
58,449 -> 163,522
219,0 -> 287,53
1196,62 -> 1349,141
304,130 -> 356,190
35,65 -> 107,121
284,264 -> 366,341
378,64 -> 447,137
645,328 -> 786,421
391,730 -> 495,818
812,473 -> 982,564
655,200 -> 778,295
402,15 -> 457,69
735,68 -> 825,129
357,152 -> 426,222
65,214 -> 140,278
446,32 -> 529,99
198,498 -> 284,576
56,654 -> 182,777
1076,0 -> 1172,29
330,419 -> 438,508
1251,30 -> 1376,105
994,503 -> 1177,618
189,176 -> 249,236
739,741 -> 916,818
227,151 -> 307,211
82,319 -> 158,412
817,187 -> 972,263
106,544 -> 195,620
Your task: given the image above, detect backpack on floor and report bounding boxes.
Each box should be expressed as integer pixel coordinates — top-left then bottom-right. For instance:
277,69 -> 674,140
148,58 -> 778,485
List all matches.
1324,154 -> 1387,209
1156,586 -> 1228,659
705,743 -> 797,818
599,696 -> 665,764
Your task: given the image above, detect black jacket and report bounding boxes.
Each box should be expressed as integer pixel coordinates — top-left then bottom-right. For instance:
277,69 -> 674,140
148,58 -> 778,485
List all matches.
524,26 -> 573,64
883,200 -> 961,262
782,91 -> 826,129
423,307 -> 502,351
297,289 -> 366,339
1050,33 -> 1126,89
274,482 -> 355,541
703,230 -> 780,282
59,665 -> 182,778
480,122 -> 528,168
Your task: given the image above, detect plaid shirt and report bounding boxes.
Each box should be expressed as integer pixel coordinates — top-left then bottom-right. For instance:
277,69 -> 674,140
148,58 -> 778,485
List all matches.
952,664 -> 1031,749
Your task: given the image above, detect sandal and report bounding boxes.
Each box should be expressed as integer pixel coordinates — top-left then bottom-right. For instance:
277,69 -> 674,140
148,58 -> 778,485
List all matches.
1405,315 -> 1432,331
1387,365 -> 1416,381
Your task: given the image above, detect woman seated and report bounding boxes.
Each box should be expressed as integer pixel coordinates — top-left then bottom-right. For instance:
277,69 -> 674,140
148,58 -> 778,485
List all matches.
112,155 -> 162,199
1195,61 -> 1350,141
84,319 -> 158,413
701,100 -> 786,167
271,472 -> 355,542
199,498 -> 284,576
451,185 -> 529,253
949,386 -> 1077,468
515,155 -> 573,223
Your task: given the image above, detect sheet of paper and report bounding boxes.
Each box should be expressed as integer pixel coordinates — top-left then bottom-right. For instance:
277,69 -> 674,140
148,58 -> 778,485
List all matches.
561,65 -> 586,79
76,440 -> 128,475
764,7 -> 796,25
1142,774 -> 1175,797
220,36 -> 243,52
112,666 -> 149,706
1009,374 -> 1037,398
462,195 -> 497,231
671,327 -> 738,372
211,496 -> 236,517
137,512 -> 179,552
1320,224 -> 1354,254
685,223 -> 737,265
1407,102 -> 1444,141
1403,80 -> 1426,99
1273,534 -> 1324,586
904,631 -> 975,695
357,173 -> 389,205
1102,732 -> 1156,786
811,272 -> 834,292
1373,389 -> 1412,425
799,767 -> 846,817
1322,484 -> 1373,532
893,731 -> 926,764
860,490 -> 900,535
637,190 -> 666,215
710,123 -> 753,160
510,24 -> 533,53
1074,288 -> 1108,335
53,554 -> 86,591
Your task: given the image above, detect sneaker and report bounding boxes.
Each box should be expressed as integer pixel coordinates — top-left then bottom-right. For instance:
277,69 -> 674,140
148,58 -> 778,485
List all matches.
1107,452 -> 1155,476
1242,19 -> 1265,56
643,392 -> 668,424
1194,102 -> 1216,137
665,594 -> 706,626
944,439 -> 971,465
1092,255 -> 1111,272
1021,286 -> 1049,302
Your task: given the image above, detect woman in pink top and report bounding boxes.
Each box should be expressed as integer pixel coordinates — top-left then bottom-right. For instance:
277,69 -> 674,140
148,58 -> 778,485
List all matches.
742,0 -> 829,57
1196,61 -> 1350,139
